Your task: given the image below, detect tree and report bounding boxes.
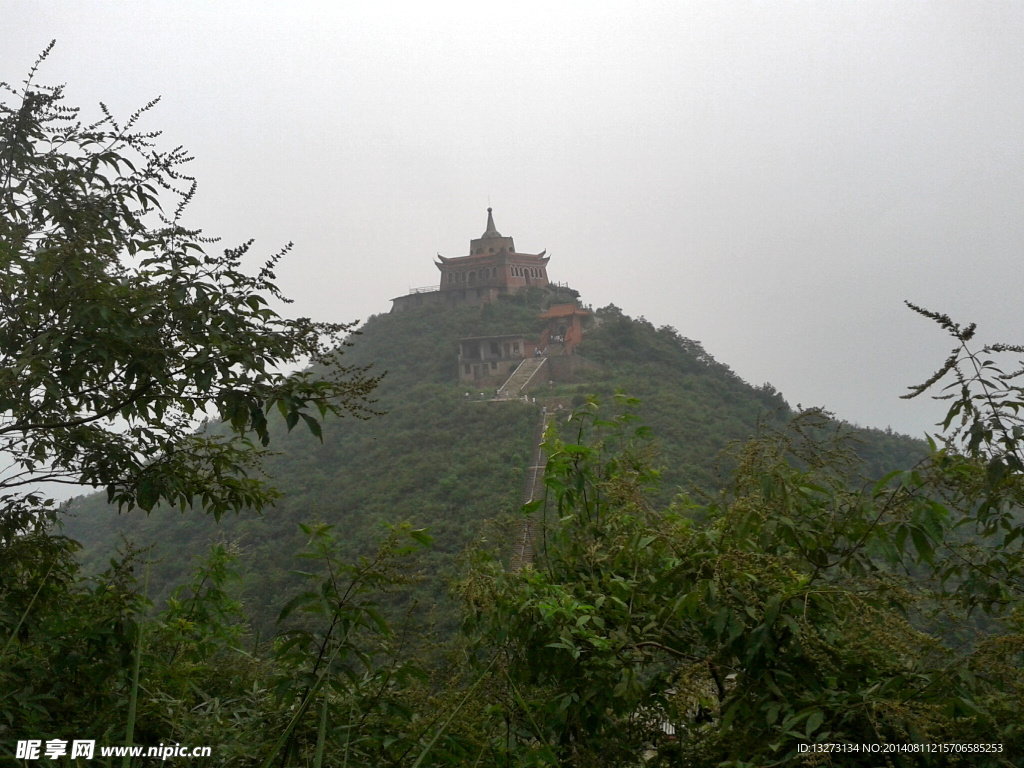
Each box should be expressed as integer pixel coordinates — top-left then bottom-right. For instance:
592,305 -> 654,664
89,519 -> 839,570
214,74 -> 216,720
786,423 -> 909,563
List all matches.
902,301 -> 1024,613
0,42 -> 381,536
0,45 -> 388,757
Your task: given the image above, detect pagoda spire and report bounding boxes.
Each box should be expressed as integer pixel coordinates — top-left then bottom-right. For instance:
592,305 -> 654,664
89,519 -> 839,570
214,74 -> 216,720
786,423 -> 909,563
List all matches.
482,207 -> 501,238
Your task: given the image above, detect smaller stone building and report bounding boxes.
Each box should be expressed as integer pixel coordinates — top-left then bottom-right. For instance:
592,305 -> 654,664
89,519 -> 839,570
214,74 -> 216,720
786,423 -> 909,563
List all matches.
457,334 -> 538,384
457,303 -> 597,388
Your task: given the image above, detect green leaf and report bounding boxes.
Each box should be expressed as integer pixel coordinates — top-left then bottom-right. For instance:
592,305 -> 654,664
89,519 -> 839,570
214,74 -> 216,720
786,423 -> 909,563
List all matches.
910,526 -> 934,564
300,412 -> 323,440
410,528 -> 433,546
805,709 -> 824,738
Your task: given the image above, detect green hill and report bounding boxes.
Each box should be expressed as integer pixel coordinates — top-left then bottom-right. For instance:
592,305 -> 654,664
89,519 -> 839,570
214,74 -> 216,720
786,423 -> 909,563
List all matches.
62,290 -> 924,629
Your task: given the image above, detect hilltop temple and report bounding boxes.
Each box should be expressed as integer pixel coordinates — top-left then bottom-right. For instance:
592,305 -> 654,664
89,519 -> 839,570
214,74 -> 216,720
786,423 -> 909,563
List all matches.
390,209 -> 550,312
388,208 -> 595,390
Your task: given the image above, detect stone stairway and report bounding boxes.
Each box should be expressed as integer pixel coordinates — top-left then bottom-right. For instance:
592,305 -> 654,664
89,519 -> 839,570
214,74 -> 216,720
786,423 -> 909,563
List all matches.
510,409 -> 552,573
496,356 -> 548,399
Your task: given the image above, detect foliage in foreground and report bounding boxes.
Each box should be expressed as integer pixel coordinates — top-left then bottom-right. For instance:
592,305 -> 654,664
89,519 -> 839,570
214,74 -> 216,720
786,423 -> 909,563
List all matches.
456,394 -> 1023,766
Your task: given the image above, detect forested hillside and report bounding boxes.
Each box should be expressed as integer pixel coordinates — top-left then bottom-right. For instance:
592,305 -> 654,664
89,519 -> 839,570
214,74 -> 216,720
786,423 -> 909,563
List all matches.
64,294 -> 924,628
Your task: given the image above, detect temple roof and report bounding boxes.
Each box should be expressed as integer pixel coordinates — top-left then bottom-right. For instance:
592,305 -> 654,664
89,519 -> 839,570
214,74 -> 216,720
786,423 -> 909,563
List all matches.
539,303 -> 590,319
435,249 -> 548,267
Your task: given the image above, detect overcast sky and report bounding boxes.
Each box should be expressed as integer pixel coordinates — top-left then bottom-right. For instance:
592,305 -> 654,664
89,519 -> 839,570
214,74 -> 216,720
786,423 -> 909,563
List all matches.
5,1 -> 1023,439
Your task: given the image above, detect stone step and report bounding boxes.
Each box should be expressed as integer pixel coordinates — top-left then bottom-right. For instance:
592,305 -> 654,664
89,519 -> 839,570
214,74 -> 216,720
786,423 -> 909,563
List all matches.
511,410 -> 553,573
496,356 -> 547,399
